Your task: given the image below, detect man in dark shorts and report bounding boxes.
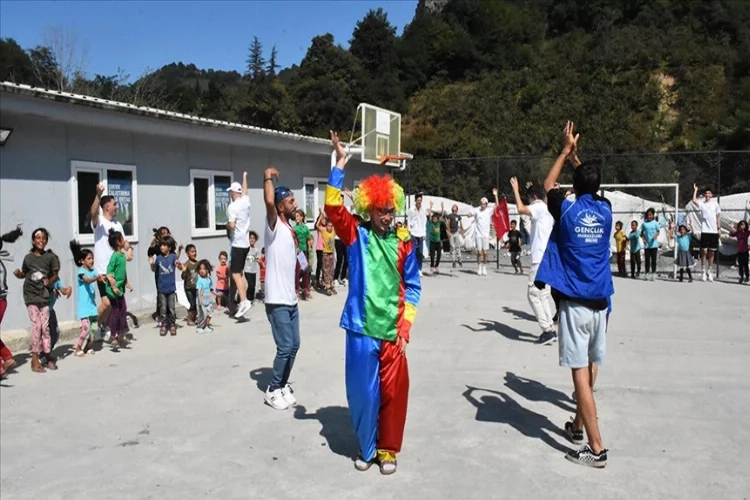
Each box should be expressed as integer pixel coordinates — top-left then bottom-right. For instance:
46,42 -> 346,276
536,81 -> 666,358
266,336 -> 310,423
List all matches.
505,220 -> 523,274
692,184 -> 721,282
226,172 -> 253,317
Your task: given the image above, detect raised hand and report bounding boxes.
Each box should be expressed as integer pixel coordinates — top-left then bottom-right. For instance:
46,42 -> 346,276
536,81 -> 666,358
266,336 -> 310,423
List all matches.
148,255 -> 155,265
563,121 -> 579,155
509,178 -> 519,192
344,187 -> 352,198
96,183 -> 105,196
330,130 -> 347,160
265,167 -> 280,182
492,187 -> 499,197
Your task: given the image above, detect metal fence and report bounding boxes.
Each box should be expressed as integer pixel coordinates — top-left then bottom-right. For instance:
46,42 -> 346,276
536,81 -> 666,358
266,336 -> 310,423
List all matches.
397,151 -> 750,278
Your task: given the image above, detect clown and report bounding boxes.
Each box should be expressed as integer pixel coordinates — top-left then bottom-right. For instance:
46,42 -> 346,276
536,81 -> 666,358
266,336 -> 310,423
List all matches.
325,131 -> 421,475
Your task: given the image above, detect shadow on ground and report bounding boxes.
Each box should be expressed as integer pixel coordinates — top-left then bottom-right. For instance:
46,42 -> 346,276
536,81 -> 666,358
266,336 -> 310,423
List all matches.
462,319 -> 537,343
294,405 -> 358,459
501,306 -> 537,323
249,367 -> 273,393
503,372 -> 575,413
462,385 -> 569,453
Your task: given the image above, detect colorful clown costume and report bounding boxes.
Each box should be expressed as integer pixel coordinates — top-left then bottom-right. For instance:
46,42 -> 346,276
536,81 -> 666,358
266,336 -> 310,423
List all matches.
324,167 -> 421,468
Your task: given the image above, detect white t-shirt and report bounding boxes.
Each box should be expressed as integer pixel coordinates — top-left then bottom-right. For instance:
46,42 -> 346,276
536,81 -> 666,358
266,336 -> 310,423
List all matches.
264,217 -> 298,306
92,217 -> 124,275
407,206 -> 429,238
528,200 -> 554,264
698,199 -> 721,234
472,207 -> 492,238
227,195 -> 252,248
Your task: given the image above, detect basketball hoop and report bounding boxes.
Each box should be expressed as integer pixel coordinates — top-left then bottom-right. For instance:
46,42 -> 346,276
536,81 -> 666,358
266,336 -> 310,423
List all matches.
379,154 -> 411,165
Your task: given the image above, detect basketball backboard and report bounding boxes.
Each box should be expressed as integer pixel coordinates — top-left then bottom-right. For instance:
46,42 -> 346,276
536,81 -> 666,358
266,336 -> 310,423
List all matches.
350,103 -> 402,168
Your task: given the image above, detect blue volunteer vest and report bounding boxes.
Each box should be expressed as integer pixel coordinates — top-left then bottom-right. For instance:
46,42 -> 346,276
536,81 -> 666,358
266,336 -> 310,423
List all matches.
536,194 -> 614,302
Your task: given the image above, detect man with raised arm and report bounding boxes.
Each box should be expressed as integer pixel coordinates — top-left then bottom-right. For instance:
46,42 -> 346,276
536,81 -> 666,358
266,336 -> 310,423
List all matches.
467,194 -> 493,275
261,167 -> 301,411
510,177 -> 556,345
226,171 -> 253,317
692,184 -> 721,282
325,131 -> 421,476
535,121 -> 613,468
90,183 -> 132,340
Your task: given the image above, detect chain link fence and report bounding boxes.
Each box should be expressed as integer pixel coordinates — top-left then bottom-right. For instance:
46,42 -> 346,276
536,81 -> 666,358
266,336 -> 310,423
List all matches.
396,152 -> 750,278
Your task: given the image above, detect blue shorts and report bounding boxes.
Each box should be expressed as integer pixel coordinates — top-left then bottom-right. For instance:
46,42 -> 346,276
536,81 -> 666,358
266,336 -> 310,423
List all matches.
558,301 -> 607,368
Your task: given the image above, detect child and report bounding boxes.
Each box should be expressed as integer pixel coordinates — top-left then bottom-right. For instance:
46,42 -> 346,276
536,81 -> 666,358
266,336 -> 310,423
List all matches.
640,208 -> 660,281
181,244 -> 199,325
674,224 -> 695,283
258,248 -> 266,301
729,221 -> 749,283
105,229 -> 128,350
427,211 -> 443,274
314,210 -> 326,289
0,224 -> 23,379
47,254 -> 72,352
628,221 -> 642,278
13,228 -> 60,372
317,216 -> 337,295
150,236 -> 182,336
244,231 -> 261,304
293,210 -> 314,299
215,251 -> 230,311
196,259 -> 217,333
70,240 -> 101,356
148,226 -> 180,324
613,221 -> 627,277
505,220 -> 524,274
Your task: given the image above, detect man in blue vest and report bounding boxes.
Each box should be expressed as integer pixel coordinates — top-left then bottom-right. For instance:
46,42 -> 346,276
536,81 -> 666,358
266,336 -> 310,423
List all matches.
535,121 -> 614,468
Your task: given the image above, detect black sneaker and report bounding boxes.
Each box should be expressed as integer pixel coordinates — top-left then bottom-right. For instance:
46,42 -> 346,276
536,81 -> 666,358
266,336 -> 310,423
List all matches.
565,444 -> 608,468
564,420 -> 584,445
535,331 -> 557,345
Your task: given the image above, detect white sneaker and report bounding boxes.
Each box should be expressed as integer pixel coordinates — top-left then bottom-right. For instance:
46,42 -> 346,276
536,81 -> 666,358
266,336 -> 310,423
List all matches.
702,271 -> 707,282
280,384 -> 297,407
477,266 -> 482,275
708,273 -> 714,282
264,388 -> 289,410
235,300 -> 253,318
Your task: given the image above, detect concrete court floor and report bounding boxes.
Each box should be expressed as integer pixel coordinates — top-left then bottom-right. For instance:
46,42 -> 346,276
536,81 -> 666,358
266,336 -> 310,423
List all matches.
1,267 -> 748,500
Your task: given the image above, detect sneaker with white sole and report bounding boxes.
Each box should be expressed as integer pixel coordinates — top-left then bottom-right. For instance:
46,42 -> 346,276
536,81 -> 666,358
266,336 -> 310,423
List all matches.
702,271 -> 707,282
354,455 -> 374,471
280,384 -> 297,407
235,300 -> 253,318
264,388 -> 289,410
564,420 -> 584,445
565,444 -> 608,468
708,273 -> 714,282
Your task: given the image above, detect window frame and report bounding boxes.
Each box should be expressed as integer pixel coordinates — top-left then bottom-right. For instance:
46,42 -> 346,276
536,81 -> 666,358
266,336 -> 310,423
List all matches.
189,169 -> 234,238
302,176 -> 330,228
70,160 -> 139,245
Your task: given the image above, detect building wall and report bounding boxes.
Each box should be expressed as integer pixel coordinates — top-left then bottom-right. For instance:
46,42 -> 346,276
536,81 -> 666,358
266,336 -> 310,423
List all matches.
0,110 -> 381,333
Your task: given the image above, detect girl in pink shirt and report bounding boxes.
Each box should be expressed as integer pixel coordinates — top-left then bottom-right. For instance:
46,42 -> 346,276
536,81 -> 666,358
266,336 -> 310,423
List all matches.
730,221 -> 749,283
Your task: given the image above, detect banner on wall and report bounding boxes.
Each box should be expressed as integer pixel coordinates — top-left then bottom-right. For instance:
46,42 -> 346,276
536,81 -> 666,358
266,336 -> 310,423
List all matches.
214,178 -> 231,226
108,178 -> 132,227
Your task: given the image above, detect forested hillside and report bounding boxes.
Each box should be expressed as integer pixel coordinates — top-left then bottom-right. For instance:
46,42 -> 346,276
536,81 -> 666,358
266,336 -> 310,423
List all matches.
1,0 -> 748,197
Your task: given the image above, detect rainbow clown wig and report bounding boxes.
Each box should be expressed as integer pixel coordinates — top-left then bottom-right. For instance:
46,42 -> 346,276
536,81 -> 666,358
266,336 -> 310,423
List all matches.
352,174 -> 406,217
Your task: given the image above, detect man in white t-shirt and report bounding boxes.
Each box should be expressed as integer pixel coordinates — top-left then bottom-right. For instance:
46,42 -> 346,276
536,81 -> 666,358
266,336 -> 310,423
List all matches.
407,193 -> 429,275
226,172 -> 253,317
467,195 -> 492,275
90,183 -> 132,337
692,184 -> 721,282
262,167 -> 300,411
510,178 -> 557,345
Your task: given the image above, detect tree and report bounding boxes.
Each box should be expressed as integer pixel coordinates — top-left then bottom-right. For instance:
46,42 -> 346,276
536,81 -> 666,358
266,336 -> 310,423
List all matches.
267,45 -> 279,77
288,34 -> 364,137
38,25 -> 89,91
349,8 -> 404,111
246,36 -> 265,81
0,38 -> 35,83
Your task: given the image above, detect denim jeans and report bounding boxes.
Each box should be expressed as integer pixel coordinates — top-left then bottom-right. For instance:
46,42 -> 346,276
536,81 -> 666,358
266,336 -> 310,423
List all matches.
266,304 -> 300,391
413,236 -> 425,270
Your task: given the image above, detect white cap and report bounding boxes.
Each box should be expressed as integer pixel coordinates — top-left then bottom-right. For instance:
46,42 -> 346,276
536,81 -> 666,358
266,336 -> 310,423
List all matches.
480,197 -> 488,204
227,182 -> 242,194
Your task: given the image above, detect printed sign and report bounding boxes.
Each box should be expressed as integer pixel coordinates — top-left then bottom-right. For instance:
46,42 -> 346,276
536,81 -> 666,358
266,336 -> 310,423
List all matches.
214,177 -> 231,226
108,177 -> 133,229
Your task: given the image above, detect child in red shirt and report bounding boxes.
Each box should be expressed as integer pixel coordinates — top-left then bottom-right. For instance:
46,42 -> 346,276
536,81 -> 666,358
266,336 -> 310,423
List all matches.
215,251 -> 230,311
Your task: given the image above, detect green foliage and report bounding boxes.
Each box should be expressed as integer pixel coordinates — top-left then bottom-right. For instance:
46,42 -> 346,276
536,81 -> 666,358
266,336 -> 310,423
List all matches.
2,0 -> 749,198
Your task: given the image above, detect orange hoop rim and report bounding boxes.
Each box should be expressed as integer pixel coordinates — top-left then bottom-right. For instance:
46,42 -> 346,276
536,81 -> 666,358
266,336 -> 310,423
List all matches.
379,154 -> 411,165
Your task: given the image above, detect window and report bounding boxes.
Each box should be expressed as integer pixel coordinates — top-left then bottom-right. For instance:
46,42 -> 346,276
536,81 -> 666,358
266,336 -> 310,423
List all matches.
303,176 -> 330,225
190,169 -> 233,237
70,160 -> 138,244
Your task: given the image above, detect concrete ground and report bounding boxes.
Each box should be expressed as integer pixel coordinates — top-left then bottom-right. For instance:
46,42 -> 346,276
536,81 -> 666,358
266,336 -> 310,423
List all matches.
1,266 -> 748,500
